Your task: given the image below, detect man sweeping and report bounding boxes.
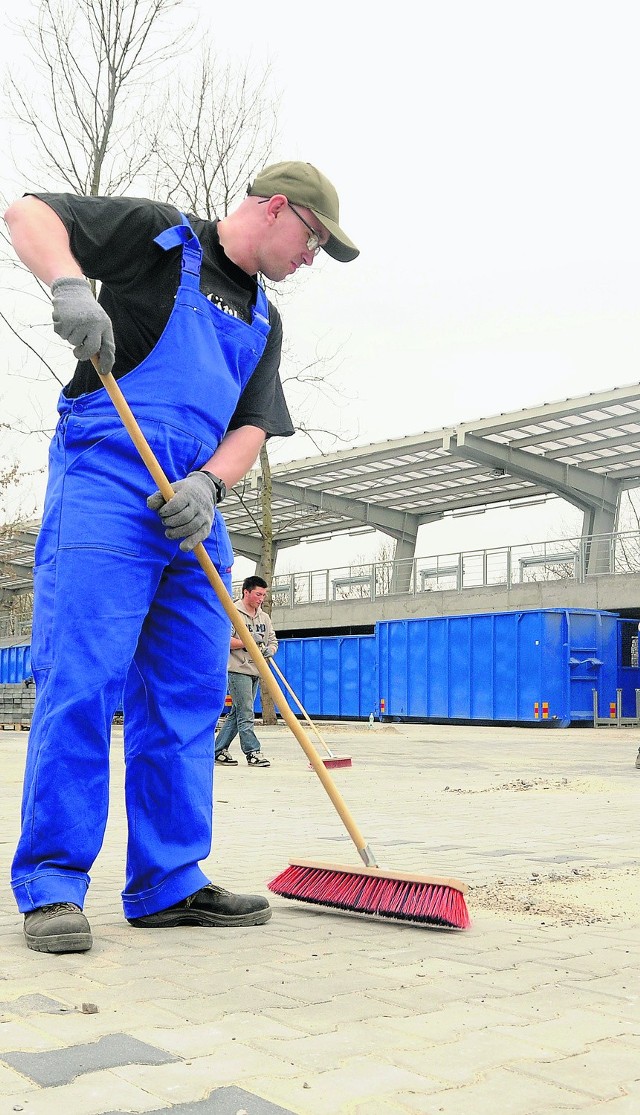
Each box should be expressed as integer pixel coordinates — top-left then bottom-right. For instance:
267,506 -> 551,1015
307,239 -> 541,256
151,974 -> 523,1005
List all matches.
215,575 -> 278,767
3,162 -> 359,953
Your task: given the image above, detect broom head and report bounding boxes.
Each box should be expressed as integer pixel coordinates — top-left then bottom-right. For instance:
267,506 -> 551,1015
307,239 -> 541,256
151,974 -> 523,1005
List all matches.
308,755 -> 353,769
268,859 -> 470,929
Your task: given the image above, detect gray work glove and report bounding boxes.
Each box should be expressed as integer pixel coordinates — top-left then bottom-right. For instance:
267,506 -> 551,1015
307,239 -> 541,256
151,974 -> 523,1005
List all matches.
147,471 -> 219,551
261,645 -> 275,659
51,277 -> 116,374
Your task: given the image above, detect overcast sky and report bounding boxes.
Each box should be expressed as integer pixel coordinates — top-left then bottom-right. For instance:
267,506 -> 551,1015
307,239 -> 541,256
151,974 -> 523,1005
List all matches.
1,0 -> 639,571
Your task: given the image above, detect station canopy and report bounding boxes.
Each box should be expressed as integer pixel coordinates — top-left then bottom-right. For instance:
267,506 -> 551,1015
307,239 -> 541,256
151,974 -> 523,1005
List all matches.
2,381 -> 640,595
224,381 -> 640,561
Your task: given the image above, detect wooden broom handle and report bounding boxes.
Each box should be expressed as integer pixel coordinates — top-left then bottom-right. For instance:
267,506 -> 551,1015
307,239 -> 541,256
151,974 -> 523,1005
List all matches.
91,360 -> 375,862
269,658 -> 335,759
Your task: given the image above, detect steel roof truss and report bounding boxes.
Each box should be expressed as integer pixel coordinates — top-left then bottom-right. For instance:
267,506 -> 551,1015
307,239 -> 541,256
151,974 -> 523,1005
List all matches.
445,430 -> 622,517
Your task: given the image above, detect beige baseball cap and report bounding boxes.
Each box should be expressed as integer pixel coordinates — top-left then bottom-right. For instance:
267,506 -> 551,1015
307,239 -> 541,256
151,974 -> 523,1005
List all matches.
248,161 -> 359,263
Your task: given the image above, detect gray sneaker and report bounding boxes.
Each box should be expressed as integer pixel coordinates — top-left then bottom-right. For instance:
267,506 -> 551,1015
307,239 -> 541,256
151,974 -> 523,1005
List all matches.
215,748 -> 238,765
246,751 -> 270,767
635,750 -> 640,769
24,903 -> 92,953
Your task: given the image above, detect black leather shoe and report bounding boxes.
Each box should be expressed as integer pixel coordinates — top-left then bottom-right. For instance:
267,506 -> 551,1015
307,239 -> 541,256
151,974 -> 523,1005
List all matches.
24,903 -> 93,953
127,884 -> 272,928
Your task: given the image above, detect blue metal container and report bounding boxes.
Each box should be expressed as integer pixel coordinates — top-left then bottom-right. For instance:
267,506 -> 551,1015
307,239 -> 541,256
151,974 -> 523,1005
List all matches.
377,609 -> 620,725
0,644 -> 32,684
615,618 -> 640,717
261,634 -> 377,720
4,608 -> 631,726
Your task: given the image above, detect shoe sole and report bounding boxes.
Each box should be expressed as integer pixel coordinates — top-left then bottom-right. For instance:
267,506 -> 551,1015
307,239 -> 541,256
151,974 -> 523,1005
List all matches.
24,931 -> 93,954
127,907 -> 272,928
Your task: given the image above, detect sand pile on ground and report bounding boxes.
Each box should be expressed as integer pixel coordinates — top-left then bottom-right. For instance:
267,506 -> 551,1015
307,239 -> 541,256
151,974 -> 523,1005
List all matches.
470,864 -> 639,926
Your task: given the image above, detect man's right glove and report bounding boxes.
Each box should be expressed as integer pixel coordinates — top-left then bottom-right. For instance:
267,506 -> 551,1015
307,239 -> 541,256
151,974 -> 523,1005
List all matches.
51,277 -> 116,374
261,646 -> 274,659
147,471 -> 220,551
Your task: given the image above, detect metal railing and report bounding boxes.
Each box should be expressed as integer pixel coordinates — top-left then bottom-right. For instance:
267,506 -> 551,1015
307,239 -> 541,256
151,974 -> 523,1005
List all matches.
3,530 -> 640,640
250,530 -> 640,609
0,614 -> 33,646
593,688 -> 640,728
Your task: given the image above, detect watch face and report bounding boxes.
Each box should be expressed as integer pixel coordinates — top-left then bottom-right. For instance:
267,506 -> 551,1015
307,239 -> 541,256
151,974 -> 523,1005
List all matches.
211,474 -> 226,502
199,470 -> 225,500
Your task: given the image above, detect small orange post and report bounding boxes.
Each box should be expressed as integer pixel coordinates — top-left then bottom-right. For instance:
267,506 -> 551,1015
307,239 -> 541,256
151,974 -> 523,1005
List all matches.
541,701 -> 549,720
533,702 -> 539,719
609,701 -> 616,718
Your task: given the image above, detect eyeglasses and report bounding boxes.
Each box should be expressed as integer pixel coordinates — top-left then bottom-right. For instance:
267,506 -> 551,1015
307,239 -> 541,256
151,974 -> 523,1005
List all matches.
287,203 -> 323,255
257,197 -> 325,255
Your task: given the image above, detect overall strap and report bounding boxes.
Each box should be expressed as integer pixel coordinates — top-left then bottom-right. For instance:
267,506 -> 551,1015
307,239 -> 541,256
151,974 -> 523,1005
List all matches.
154,214 -> 202,290
252,284 -> 271,338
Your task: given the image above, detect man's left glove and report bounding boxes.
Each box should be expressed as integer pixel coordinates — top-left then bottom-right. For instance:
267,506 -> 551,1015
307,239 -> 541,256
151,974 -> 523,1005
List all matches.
51,277 -> 116,373
147,471 -> 224,552
261,646 -> 275,659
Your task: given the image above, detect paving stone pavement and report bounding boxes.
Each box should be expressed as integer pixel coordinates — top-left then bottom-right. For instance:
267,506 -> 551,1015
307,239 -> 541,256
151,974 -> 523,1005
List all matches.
0,719 -> 638,1114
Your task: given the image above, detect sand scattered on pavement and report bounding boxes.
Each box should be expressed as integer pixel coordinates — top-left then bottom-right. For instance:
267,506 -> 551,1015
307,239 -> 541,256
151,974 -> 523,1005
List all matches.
470,865 -> 640,926
443,776 -> 633,795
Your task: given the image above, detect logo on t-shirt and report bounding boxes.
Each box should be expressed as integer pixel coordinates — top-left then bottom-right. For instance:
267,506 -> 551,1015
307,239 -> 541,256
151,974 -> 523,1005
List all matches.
205,291 -> 250,322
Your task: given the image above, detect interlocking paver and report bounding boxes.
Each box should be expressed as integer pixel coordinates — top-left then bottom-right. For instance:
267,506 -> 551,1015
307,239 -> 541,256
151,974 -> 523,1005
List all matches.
0,1019 -> 66,1054
0,1061 -> 39,1097
2,1033 -> 179,1088
398,1066 -> 594,1114
263,992 -> 413,1034
389,1027 -> 564,1084
372,1001 -> 533,1042
559,970 -> 639,1004
246,1060 -> 448,1115
257,1022 -> 418,1073
512,1042 -> 640,1100
24,1003 -> 194,1044
347,1101 -> 410,1115
113,1046 -> 302,1099
0,721 -> 638,1114
494,1010 -> 638,1054
135,1013 -> 303,1055
1,1068 -> 163,1114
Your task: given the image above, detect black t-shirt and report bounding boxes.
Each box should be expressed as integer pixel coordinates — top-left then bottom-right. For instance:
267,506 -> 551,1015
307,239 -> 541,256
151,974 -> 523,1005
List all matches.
35,193 -> 294,438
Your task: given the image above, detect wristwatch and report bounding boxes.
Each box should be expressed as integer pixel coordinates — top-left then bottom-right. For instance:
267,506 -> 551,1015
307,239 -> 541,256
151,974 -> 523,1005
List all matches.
199,470 -> 227,504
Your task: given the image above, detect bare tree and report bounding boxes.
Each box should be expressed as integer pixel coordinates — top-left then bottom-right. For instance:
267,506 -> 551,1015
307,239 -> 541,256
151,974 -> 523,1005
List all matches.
257,443 -> 278,723
1,0 -> 195,529
329,541 -> 395,602
0,461 -> 26,524
1,0 -> 278,518
0,511 -> 37,644
6,0 -> 191,198
611,491 -> 640,573
151,49 -> 279,218
228,347 -> 356,723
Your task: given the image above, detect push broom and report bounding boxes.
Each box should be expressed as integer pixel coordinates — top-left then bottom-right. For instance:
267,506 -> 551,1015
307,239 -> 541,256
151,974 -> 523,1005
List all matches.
269,658 -> 353,770
92,358 -> 471,930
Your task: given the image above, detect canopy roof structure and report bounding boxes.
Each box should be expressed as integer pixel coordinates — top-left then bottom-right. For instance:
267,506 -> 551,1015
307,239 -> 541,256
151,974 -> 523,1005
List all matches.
225,382 -> 640,568
0,520 -> 39,598
2,382 -> 640,599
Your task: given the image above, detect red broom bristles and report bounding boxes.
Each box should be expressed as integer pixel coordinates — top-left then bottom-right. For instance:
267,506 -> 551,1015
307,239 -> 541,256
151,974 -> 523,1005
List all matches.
268,862 -> 471,930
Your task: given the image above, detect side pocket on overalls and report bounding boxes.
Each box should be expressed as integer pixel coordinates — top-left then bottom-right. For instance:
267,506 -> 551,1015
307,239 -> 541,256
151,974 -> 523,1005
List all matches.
204,509 -> 234,580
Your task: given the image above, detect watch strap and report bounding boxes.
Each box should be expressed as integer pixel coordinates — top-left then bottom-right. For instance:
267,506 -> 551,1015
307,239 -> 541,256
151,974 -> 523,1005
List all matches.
198,470 -> 227,504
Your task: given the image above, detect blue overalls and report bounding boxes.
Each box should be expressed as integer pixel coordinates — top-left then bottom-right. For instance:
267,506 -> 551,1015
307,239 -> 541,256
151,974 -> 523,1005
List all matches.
12,218 -> 270,919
